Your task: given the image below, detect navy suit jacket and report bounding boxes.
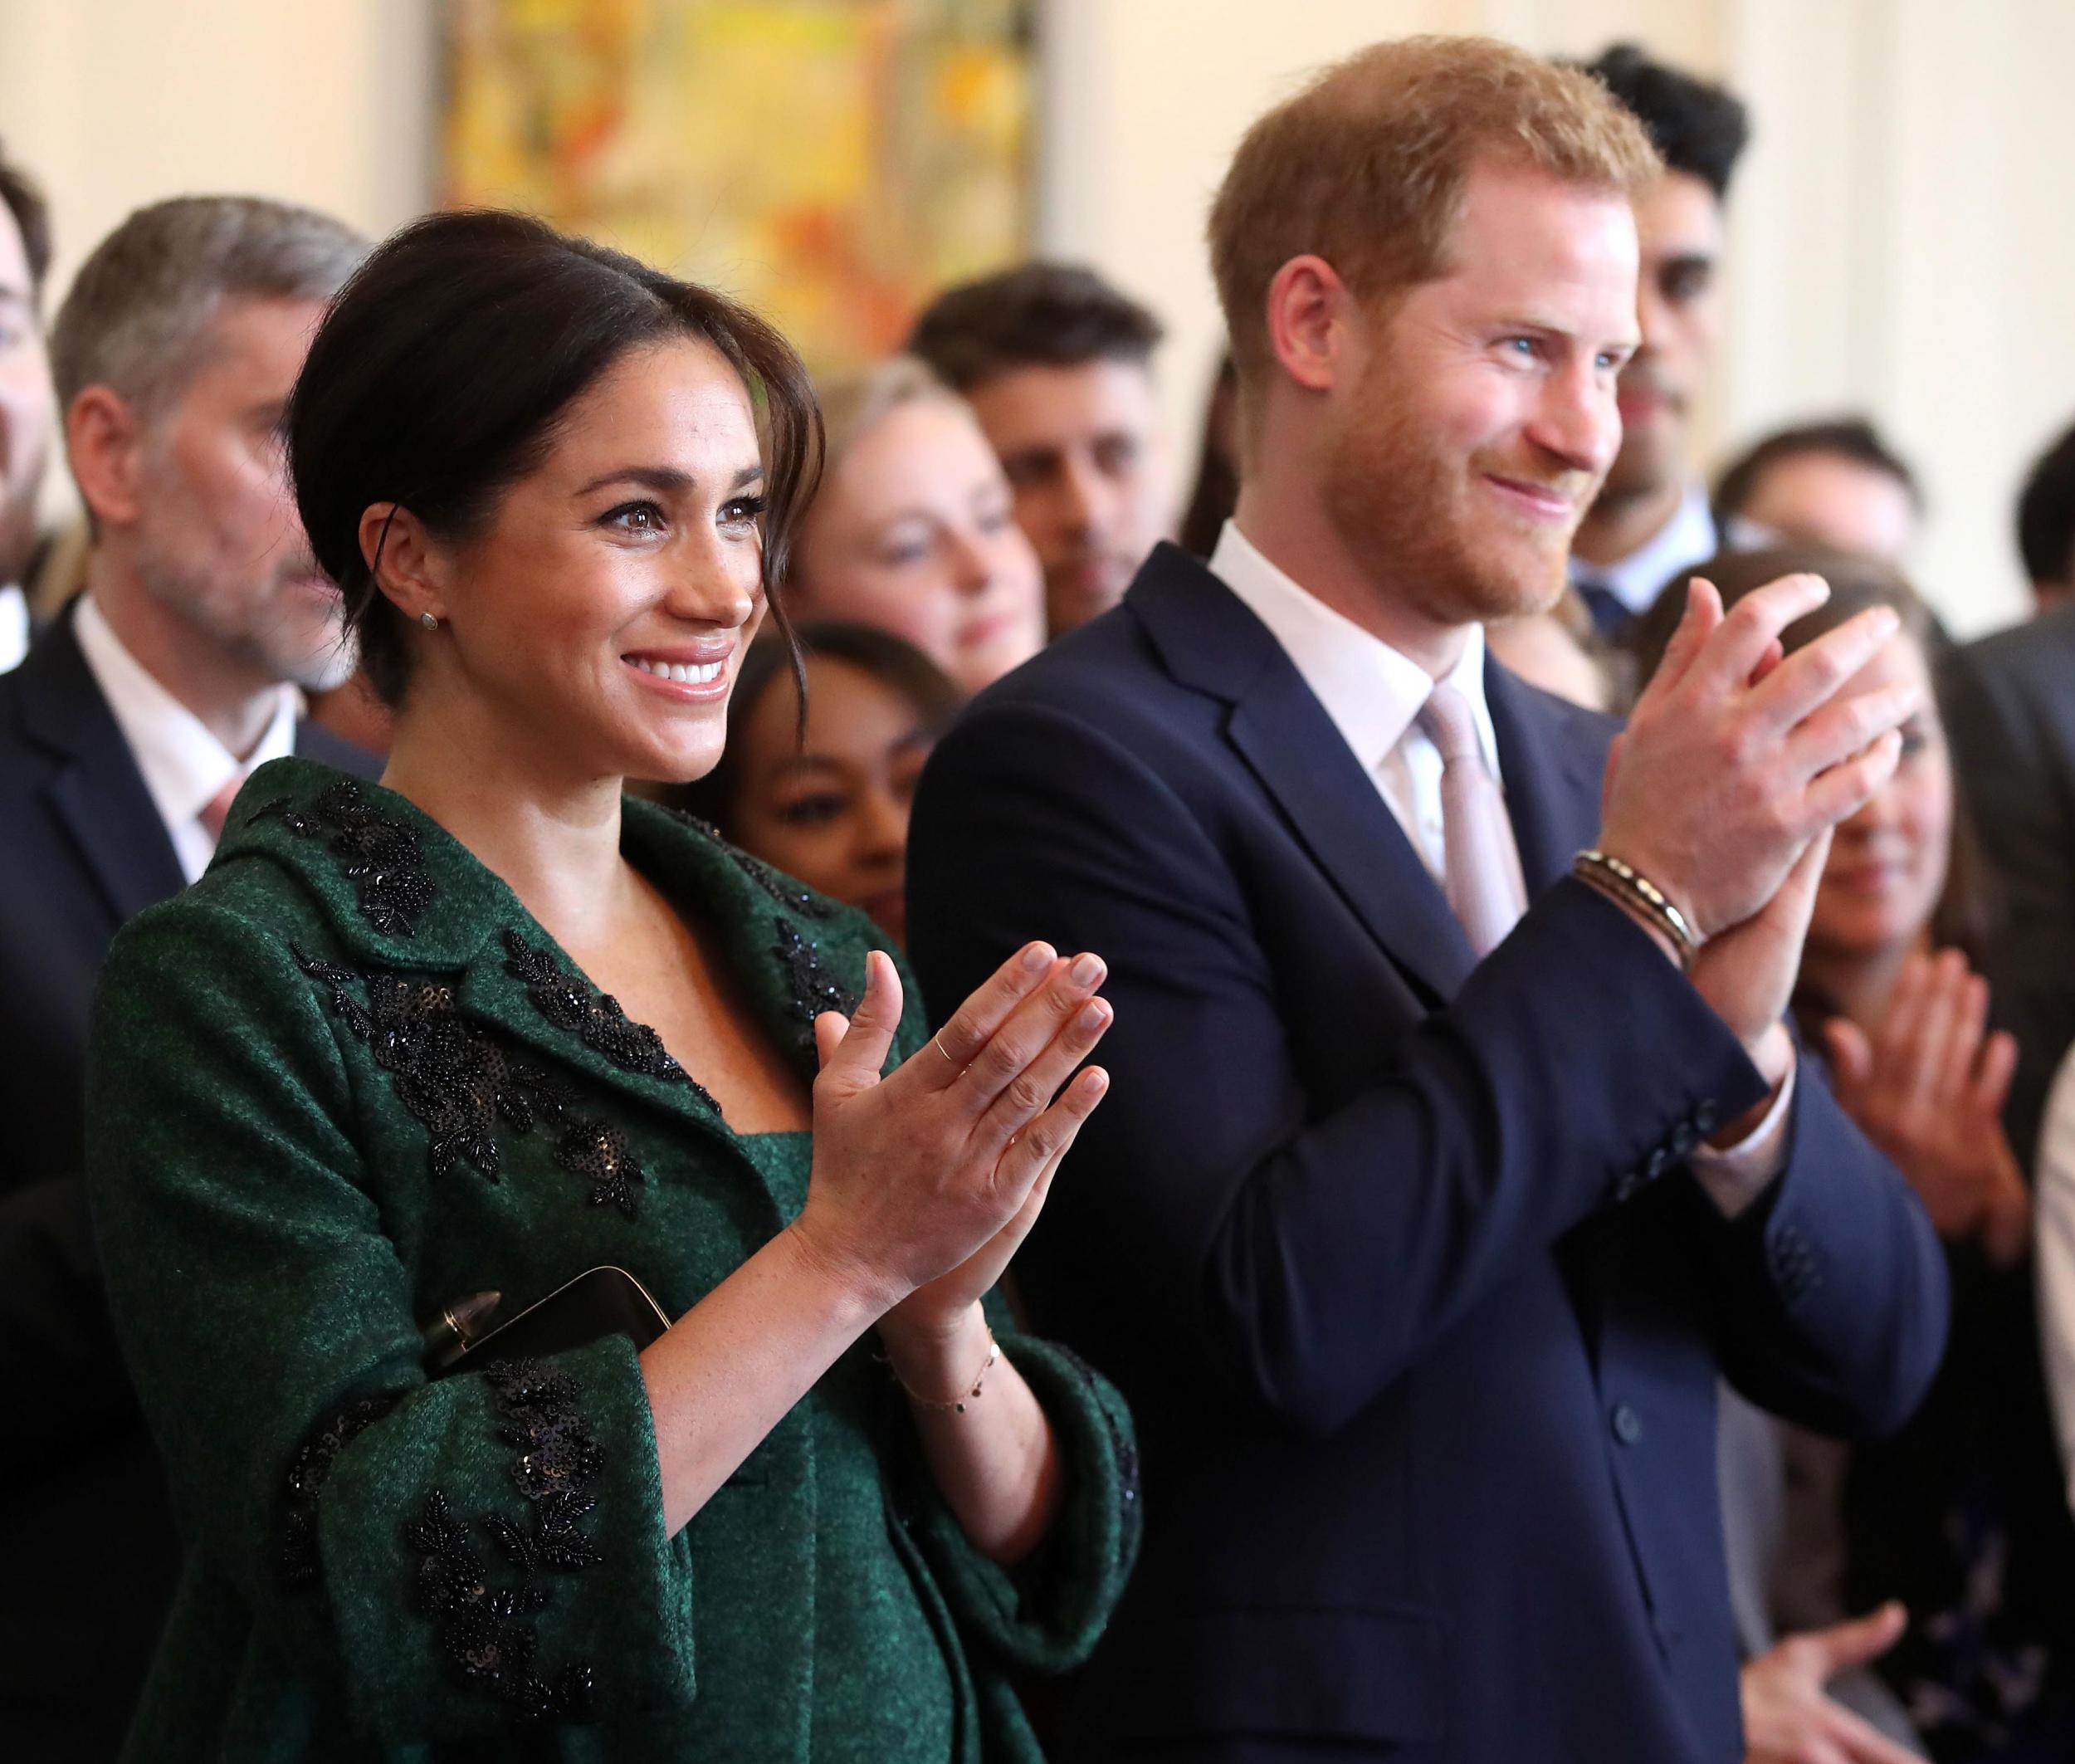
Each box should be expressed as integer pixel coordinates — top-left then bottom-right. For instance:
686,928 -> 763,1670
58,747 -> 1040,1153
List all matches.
0,603 -> 375,1761
907,545 -> 1949,1762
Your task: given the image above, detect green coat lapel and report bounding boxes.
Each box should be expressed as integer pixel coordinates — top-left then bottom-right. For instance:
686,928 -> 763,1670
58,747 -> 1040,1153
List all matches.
222,760 -> 884,1149
619,796 -> 872,1087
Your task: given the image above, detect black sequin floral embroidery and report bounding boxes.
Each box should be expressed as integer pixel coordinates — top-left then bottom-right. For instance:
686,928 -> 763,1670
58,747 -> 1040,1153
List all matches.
405,1360 -> 602,1725
251,780 -> 436,937
500,930 -> 720,1117
731,848 -> 842,921
668,808 -> 841,921
294,945 -> 649,1219
771,918 -> 859,1053
281,1394 -> 399,1587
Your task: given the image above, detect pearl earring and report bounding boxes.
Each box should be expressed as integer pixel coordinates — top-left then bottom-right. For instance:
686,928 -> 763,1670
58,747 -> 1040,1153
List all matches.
418,611 -> 439,631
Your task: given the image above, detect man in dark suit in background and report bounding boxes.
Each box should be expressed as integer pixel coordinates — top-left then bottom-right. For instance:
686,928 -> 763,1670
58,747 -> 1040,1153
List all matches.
910,37 -> 1946,1762
1941,419 -> 2075,1171
0,195 -> 372,1762
1567,45 -> 1751,638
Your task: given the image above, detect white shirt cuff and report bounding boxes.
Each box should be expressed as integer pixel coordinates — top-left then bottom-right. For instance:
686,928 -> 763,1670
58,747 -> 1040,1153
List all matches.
1687,1056 -> 1797,1219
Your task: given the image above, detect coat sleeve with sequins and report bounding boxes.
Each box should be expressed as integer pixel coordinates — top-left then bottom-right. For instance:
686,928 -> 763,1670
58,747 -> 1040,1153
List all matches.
873,950 -> 1145,1682
85,896 -> 696,1747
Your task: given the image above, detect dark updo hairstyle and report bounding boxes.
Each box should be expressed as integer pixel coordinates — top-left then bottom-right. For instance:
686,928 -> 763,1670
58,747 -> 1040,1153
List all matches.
1627,543 -> 1995,966
287,209 -> 823,706
672,620 -> 963,834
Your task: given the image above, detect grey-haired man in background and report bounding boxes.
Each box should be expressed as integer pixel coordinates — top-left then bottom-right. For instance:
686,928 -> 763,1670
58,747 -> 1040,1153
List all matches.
0,194 -> 373,1762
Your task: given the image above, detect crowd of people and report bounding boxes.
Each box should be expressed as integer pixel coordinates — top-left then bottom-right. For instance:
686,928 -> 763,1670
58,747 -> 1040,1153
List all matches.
6,31 -> 2075,1764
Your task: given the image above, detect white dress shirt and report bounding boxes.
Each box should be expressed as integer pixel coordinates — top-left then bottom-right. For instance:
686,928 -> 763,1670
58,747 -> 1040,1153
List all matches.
73,592 -> 299,883
1211,520 -> 1510,893
0,584 -> 27,672
1569,480 -> 1721,617
1209,517 -> 1790,1214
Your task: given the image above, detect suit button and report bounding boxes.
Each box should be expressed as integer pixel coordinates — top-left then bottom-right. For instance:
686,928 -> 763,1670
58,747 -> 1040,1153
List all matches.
1644,1146 -> 1670,1179
1669,1121 -> 1699,1157
1611,1403 -> 1643,1445
1694,1100 -> 1719,1135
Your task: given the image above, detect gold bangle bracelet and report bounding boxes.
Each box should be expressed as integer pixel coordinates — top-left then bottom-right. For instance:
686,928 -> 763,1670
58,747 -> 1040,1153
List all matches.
1574,850 -> 1702,970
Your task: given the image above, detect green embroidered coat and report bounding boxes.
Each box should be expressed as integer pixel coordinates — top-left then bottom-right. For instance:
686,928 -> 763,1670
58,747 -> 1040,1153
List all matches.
85,758 -> 1140,1762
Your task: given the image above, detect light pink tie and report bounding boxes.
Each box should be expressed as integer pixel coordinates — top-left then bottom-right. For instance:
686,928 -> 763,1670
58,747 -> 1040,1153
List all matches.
1416,683 -> 1526,957
199,772 -> 246,843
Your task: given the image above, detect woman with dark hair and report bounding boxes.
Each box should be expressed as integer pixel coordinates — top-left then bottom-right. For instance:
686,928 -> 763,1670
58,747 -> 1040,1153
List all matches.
1633,547 -> 2074,1763
84,211 -> 1139,1761
675,621 -> 960,947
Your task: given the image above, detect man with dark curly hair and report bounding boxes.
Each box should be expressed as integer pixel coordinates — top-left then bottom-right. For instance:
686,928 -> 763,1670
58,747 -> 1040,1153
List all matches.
910,262 -> 1174,638
1568,45 -> 1751,638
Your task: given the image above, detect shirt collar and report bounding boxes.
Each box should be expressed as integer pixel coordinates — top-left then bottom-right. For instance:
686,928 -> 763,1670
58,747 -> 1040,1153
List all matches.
0,585 -> 27,673
73,589 -> 299,827
1570,480 -> 1719,614
1208,519 -> 1500,777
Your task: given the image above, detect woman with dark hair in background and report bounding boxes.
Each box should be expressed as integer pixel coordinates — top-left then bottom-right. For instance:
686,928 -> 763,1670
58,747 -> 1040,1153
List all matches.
675,621 -> 961,947
83,210 -> 1139,1761
1633,546 -> 2073,1763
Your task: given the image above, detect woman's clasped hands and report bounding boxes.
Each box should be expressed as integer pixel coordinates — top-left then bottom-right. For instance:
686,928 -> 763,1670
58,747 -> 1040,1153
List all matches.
788,941 -> 1113,1338
1824,948 -> 2031,1264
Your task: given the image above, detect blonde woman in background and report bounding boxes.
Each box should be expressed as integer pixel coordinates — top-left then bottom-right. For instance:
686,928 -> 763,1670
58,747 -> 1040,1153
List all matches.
786,357 -> 1047,696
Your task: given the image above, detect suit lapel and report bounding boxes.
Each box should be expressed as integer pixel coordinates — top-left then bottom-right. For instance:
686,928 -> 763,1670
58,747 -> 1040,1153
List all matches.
1130,546 -> 1476,1004
17,609 -> 187,926
1226,679 -> 1476,1003
1482,658 -> 1610,893
1482,662 -> 1631,1343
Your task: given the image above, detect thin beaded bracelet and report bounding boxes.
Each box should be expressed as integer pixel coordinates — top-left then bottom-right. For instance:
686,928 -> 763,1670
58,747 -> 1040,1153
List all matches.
888,1329 -> 1001,1414
1574,849 -> 1702,971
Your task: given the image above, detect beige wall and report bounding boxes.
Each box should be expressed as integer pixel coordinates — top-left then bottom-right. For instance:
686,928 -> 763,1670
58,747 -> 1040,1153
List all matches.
0,0 -> 434,285
1725,0 -> 2075,633
2,0 -> 2066,631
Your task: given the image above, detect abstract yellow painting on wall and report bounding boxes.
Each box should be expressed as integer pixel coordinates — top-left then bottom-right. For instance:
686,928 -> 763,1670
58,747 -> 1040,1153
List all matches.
443,0 -> 1038,372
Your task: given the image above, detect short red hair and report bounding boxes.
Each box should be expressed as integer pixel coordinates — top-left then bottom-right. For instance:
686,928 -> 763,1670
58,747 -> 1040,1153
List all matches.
1208,36 -> 1661,410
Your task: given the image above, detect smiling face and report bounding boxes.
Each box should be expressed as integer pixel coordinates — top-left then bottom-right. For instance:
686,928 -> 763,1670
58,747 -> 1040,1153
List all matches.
405,335 -> 769,786
1322,155 -> 1639,626
1809,632 -> 1952,961
129,295 -> 350,687
786,397 -> 1046,695
964,357 -> 1170,634
1603,169 -> 1725,502
727,654 -> 935,943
